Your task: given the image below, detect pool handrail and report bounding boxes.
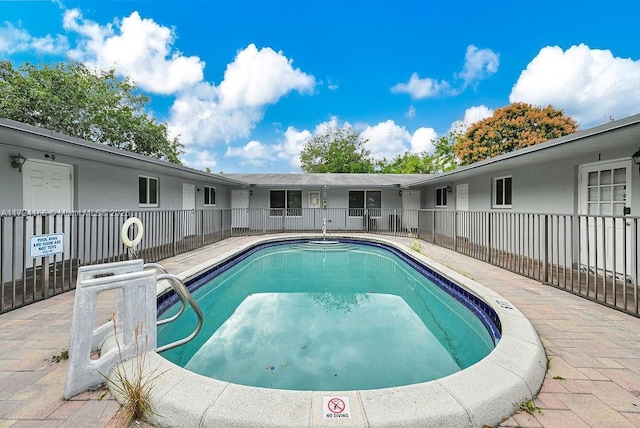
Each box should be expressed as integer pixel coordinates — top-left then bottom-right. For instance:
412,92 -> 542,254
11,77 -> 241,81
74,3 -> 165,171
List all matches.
144,263 -> 204,353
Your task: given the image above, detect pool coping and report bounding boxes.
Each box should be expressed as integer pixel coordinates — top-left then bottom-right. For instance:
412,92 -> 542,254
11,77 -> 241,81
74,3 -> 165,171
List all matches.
102,234 -> 547,428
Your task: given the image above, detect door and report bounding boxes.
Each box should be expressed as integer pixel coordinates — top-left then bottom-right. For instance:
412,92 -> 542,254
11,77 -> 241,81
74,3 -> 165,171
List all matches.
579,160 -> 632,280
401,190 -> 420,231
456,184 -> 469,240
23,160 -> 73,212
22,159 -> 73,268
182,184 -> 196,236
231,190 -> 250,229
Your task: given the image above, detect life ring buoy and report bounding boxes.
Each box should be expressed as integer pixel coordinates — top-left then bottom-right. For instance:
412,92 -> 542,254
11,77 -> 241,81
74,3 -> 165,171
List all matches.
121,217 -> 144,248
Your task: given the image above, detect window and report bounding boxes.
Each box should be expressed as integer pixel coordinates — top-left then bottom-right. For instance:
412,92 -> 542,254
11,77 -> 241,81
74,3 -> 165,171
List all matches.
349,190 -> 381,216
270,190 -> 302,216
435,187 -> 448,207
493,176 -> 512,208
138,176 -> 158,207
204,186 -> 216,206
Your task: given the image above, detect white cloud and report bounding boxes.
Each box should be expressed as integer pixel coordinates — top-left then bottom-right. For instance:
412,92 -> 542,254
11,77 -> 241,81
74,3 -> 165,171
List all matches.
410,127 -> 438,153
218,44 -> 315,109
361,120 -> 413,160
510,44 -> 640,126
457,45 -> 499,88
0,22 -> 68,54
182,148 -> 218,170
391,45 -> 499,99
64,9 -> 205,94
449,105 -> 494,133
405,106 -> 416,119
225,140 -> 272,167
169,44 -> 316,147
390,72 -> 451,99
275,126 -> 313,169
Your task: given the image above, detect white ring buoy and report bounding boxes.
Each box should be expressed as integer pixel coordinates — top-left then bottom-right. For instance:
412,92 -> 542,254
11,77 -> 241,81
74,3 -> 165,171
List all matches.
121,217 -> 144,248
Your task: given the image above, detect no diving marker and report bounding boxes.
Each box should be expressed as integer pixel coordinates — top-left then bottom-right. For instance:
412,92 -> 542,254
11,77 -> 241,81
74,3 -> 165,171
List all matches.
323,396 -> 351,419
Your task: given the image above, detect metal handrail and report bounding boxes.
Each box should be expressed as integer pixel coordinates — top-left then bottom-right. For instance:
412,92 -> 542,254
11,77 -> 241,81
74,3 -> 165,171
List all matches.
144,263 -> 185,326
144,263 -> 204,353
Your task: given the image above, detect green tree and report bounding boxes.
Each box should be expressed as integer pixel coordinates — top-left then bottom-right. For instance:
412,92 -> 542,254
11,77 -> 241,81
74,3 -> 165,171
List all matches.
299,127 -> 375,173
378,152 -> 430,173
453,102 -> 577,165
0,61 -> 183,163
378,133 -> 458,174
424,134 -> 459,173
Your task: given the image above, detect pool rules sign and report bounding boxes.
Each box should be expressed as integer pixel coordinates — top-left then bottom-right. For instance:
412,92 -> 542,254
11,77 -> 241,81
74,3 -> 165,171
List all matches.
323,396 -> 351,419
29,233 -> 64,258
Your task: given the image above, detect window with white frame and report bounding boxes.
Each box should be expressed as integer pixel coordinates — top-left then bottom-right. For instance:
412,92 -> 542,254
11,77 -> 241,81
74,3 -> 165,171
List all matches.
349,190 -> 381,216
435,187 -> 448,207
204,186 -> 216,206
493,176 -> 512,208
270,190 -> 302,216
138,176 -> 158,207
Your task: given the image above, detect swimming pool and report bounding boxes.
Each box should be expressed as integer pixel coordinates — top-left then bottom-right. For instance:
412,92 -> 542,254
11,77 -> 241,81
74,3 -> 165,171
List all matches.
102,234 -> 546,427
157,240 -> 499,391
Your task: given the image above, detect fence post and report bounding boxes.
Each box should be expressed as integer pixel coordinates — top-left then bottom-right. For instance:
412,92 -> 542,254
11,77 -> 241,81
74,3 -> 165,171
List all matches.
487,212 -> 492,263
201,210 -> 205,247
172,211 -> 178,256
453,211 -> 458,252
431,210 -> 436,243
543,214 -> 549,283
42,216 -> 49,299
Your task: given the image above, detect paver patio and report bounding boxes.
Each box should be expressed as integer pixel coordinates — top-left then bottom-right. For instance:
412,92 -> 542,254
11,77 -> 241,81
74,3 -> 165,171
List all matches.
0,235 -> 639,427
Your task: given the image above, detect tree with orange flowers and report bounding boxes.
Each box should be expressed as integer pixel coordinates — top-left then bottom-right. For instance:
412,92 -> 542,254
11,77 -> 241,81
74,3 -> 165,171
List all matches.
453,103 -> 578,165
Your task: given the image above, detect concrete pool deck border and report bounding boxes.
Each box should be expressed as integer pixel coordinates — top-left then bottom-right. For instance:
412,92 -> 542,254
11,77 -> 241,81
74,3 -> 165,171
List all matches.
102,234 -> 547,427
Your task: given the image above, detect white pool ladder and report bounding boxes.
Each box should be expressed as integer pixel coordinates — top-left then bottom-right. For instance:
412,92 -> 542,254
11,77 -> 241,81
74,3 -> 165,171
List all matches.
63,259 -> 203,399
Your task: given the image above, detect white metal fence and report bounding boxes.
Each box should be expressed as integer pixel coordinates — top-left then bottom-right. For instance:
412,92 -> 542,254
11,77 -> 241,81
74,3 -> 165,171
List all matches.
418,210 -> 639,316
1,208 -> 638,317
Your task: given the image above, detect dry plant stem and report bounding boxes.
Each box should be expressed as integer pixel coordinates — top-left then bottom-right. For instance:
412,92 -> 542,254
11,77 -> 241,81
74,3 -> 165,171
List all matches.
101,315 -> 163,427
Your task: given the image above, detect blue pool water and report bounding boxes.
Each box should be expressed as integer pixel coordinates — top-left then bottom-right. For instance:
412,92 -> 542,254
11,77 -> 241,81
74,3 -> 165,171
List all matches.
157,240 -> 499,391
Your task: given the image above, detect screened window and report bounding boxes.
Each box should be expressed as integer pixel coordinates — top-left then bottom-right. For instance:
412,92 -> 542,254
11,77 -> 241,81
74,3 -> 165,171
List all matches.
138,176 -> 158,207
349,190 -> 381,216
204,186 -> 216,206
435,187 -> 448,207
270,190 -> 302,216
493,176 -> 512,208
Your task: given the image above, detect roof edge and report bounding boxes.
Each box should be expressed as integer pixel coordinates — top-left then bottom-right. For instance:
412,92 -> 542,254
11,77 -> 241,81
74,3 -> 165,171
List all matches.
0,118 -> 251,186
405,112 -> 640,187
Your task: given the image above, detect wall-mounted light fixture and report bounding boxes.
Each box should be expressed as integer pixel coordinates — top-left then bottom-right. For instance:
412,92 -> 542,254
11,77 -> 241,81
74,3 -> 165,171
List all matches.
446,185 -> 453,194
10,153 -> 27,172
632,148 -> 640,172
322,185 -> 328,190
249,190 -> 253,196
44,153 -> 56,161
399,190 -> 403,196
197,188 -> 201,192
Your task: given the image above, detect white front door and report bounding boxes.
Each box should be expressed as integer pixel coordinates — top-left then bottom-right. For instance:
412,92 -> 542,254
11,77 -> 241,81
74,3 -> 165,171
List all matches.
578,160 -> 632,280
401,190 -> 420,230
456,184 -> 469,239
23,160 -> 73,212
182,184 -> 196,236
231,190 -> 250,229
456,184 -> 469,211
23,160 -> 73,263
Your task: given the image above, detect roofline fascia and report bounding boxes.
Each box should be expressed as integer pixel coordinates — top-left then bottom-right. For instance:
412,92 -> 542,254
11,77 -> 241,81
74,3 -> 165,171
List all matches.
0,119 -> 251,187
405,113 -> 640,187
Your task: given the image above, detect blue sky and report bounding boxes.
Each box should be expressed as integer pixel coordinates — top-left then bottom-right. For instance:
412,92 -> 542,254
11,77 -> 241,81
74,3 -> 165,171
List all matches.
1,1 -> 639,173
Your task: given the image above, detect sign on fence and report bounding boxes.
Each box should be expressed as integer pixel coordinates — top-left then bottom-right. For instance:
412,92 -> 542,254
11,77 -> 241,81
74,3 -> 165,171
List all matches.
29,233 -> 65,258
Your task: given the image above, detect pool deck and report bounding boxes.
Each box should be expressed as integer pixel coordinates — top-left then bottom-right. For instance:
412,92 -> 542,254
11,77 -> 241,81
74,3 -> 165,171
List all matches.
1,234 -> 639,427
